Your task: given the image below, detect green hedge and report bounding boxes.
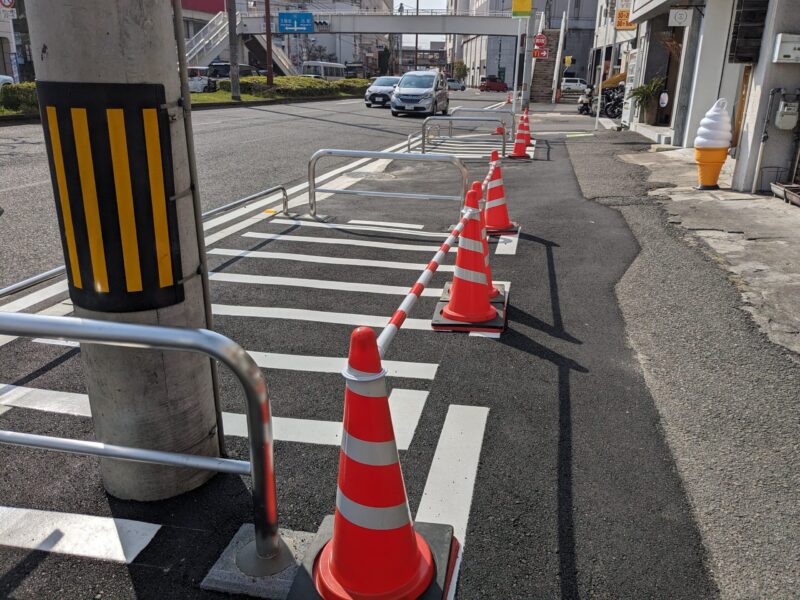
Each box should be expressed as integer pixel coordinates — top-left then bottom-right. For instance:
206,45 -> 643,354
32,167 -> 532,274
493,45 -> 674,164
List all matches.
217,76 -> 370,98
0,82 -> 38,113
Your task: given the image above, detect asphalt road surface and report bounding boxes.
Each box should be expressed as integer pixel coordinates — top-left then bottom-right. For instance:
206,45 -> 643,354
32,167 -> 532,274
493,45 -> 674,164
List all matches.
2,92 -> 793,599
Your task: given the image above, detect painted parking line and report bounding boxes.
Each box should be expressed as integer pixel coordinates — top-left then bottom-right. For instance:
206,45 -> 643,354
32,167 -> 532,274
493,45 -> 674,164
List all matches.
267,219 -> 451,239
347,219 -> 425,230
249,351 -> 438,380
212,304 -> 432,330
495,229 -> 520,256
0,385 -> 428,450
209,272 -> 444,297
0,280 -> 69,313
24,340 -> 439,380
415,404 -> 489,600
208,248 -> 456,272
0,300 -> 74,349
242,231 -> 441,252
0,506 -> 160,564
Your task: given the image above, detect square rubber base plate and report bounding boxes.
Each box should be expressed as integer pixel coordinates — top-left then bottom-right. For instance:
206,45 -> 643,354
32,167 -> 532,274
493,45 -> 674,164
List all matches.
487,223 -> 520,236
431,299 -> 507,332
441,281 -> 508,306
286,516 -> 459,600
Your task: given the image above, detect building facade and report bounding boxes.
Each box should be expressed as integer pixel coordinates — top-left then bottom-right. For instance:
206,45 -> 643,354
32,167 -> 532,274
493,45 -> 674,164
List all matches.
461,0 -> 517,87
610,0 -> 799,193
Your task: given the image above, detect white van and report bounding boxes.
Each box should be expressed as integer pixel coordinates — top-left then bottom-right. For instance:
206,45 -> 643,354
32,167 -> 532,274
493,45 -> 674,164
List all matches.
187,67 -> 213,93
302,61 -> 346,81
561,77 -> 588,93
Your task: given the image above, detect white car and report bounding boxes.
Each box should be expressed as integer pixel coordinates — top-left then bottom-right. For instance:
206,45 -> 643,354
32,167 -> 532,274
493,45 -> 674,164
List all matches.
561,77 -> 588,93
187,67 -> 212,93
365,76 -> 400,108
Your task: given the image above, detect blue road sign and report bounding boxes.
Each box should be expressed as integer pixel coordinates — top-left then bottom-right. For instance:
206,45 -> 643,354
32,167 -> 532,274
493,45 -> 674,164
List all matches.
278,12 -> 314,34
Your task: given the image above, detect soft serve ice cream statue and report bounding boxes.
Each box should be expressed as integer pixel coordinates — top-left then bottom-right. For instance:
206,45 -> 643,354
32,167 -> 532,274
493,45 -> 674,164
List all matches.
694,98 -> 732,190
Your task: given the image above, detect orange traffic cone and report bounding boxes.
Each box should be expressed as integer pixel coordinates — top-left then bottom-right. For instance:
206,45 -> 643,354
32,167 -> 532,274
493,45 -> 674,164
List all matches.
471,181 -> 500,299
519,112 -> 532,147
507,125 -> 531,160
313,327 -> 435,599
485,151 -> 519,235
432,190 -> 506,332
493,125 -> 505,136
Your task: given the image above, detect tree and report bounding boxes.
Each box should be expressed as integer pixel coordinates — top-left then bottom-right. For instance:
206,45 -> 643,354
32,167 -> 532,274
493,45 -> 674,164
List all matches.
454,61 -> 468,80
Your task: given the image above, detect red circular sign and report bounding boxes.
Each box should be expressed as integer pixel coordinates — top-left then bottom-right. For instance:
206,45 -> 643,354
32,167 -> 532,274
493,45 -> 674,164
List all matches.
0,0 -> 15,9
534,34 -> 547,48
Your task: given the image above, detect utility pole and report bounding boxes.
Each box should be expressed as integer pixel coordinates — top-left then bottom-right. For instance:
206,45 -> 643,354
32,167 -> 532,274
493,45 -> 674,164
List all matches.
264,0 -> 274,84
227,0 -> 240,100
521,11 -> 537,110
26,0 -> 221,501
414,0 -> 420,70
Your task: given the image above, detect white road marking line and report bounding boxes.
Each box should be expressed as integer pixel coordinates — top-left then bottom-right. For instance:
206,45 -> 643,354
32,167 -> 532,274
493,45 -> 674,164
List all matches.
242,231 -> 440,252
415,404 -> 489,600
208,248 -> 455,272
264,219 -> 451,239
249,351 -> 438,379
25,341 -> 439,379
495,229 -> 520,256
0,384 -> 427,450
0,300 -> 73,349
209,272 -> 444,297
0,280 -> 68,313
335,99 -> 364,104
468,331 -> 502,338
212,304 -> 432,330
347,219 -> 425,230
0,506 -> 160,564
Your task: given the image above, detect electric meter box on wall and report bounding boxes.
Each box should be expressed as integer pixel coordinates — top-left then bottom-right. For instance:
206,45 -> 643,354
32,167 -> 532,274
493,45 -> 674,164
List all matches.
772,33 -> 800,63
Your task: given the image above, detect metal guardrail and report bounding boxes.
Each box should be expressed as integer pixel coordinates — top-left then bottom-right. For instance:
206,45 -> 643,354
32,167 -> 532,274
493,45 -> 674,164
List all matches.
0,312 -> 292,577
307,149 -> 469,217
421,116 -> 507,156
0,185 -> 289,301
407,124 -> 441,152
449,106 -> 515,141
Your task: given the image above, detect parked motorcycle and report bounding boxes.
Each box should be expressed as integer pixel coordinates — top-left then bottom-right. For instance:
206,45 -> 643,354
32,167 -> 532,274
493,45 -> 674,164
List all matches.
578,86 -> 594,115
602,83 -> 626,119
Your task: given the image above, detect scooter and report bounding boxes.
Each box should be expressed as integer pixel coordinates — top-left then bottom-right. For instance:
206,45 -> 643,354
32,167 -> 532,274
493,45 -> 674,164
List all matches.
578,86 -> 593,115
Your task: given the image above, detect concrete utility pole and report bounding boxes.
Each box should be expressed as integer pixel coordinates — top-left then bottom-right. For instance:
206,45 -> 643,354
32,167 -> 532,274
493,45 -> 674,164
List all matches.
264,0 -> 274,85
521,12 -> 537,110
415,0 -> 420,70
26,0 -> 221,501
227,0 -> 241,100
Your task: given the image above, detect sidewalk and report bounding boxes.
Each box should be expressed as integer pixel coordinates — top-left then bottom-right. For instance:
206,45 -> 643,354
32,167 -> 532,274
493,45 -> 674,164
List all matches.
620,147 -> 800,358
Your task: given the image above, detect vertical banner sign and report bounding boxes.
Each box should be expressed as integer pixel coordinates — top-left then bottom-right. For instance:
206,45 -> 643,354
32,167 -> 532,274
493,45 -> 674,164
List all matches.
37,82 -> 184,313
512,0 -> 531,18
615,0 -> 637,30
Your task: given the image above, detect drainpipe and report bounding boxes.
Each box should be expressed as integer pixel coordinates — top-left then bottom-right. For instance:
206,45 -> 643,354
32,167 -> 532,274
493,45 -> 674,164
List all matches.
751,87 -> 783,194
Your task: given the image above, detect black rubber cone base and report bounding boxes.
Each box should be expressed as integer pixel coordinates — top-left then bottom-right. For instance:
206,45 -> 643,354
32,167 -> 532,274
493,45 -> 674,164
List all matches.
431,299 -> 507,332
507,153 -> 532,160
694,184 -> 720,190
441,281 -> 508,306
287,516 -> 459,600
486,222 -> 520,236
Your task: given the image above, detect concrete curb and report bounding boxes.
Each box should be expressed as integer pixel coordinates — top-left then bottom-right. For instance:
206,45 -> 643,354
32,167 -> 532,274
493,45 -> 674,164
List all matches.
0,94 -> 364,125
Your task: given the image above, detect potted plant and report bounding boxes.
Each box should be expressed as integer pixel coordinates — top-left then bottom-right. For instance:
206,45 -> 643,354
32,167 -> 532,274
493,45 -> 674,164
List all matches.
628,76 -> 665,125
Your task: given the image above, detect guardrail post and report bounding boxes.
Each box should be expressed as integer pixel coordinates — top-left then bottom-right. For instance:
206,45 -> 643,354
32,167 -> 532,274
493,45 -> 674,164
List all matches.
26,0 -> 222,501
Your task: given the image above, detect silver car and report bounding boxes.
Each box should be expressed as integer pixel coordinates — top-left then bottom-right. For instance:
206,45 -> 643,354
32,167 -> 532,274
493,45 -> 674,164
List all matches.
391,70 -> 449,117
365,76 -> 400,108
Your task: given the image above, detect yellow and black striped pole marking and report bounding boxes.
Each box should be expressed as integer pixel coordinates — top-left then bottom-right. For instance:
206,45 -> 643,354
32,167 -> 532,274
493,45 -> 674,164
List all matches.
37,82 -> 184,312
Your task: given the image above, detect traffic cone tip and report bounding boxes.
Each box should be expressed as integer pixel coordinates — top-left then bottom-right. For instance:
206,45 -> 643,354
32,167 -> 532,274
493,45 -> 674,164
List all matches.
347,326 -> 382,374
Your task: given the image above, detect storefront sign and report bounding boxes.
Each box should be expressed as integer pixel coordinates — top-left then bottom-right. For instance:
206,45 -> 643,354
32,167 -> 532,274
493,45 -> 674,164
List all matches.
659,91 -> 669,108
615,0 -> 636,30
532,48 -> 549,59
512,0 -> 531,18
668,9 -> 690,27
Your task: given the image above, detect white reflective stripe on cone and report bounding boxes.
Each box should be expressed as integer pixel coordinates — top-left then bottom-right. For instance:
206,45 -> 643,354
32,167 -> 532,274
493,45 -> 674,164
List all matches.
458,237 -> 484,254
341,430 -> 399,466
454,266 -> 487,285
485,197 -> 506,209
336,488 -> 411,530
346,378 -> 387,398
487,179 -> 503,189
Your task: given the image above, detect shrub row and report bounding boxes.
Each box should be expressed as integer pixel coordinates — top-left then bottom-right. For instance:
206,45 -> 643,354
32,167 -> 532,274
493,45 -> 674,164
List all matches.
0,82 -> 38,113
217,76 -> 370,98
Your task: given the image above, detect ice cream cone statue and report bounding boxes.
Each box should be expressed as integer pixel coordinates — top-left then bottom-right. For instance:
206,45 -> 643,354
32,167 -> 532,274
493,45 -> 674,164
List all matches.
694,99 -> 732,190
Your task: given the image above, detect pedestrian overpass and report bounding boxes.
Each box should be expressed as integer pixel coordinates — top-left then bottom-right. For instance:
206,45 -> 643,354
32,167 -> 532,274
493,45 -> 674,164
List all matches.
187,9 -> 540,69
